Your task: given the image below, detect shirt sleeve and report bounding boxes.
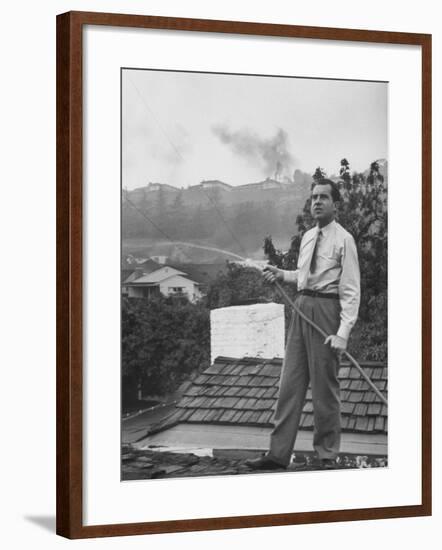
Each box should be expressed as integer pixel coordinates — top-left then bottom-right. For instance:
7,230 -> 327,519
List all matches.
336,235 -> 361,341
281,269 -> 299,284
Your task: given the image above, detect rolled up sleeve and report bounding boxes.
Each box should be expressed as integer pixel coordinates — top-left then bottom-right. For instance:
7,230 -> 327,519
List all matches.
281,269 -> 299,284
336,236 -> 360,341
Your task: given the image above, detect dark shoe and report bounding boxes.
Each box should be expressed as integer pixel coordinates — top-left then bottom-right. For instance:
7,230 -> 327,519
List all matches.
319,458 -> 337,470
245,454 -> 286,471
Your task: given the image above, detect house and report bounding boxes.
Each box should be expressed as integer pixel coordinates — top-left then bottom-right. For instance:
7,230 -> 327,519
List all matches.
166,262 -> 228,294
135,302 -> 388,457
234,177 -> 285,192
125,182 -> 179,204
121,258 -> 162,296
144,182 -> 179,193
188,180 -> 232,193
124,265 -> 203,303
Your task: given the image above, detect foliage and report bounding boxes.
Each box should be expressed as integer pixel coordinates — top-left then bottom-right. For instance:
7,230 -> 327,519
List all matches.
264,159 -> 388,360
122,295 -> 210,396
204,262 -> 275,309
122,187 -> 310,255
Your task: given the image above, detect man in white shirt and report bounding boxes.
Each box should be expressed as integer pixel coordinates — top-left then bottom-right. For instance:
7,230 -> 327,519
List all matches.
246,179 -> 360,470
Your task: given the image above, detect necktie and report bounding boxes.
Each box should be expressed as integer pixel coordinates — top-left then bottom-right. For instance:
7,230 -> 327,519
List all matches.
298,229 -> 321,289
310,229 -> 322,274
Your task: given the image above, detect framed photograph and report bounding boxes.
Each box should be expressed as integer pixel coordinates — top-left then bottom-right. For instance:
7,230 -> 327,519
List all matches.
57,11 -> 431,539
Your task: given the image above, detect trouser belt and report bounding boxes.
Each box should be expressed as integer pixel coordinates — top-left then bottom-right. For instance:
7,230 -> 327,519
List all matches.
298,289 -> 339,300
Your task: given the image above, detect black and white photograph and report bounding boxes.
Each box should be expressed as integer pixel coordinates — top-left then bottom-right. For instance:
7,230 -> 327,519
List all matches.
120,67 -> 388,480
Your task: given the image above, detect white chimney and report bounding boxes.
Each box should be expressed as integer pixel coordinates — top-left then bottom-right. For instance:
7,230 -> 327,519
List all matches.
210,302 -> 285,364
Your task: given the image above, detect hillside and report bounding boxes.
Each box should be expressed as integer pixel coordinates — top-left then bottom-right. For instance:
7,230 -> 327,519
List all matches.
122,171 -> 313,259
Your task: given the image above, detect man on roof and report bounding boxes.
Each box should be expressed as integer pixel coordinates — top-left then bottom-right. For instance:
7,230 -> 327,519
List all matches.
246,178 -> 360,470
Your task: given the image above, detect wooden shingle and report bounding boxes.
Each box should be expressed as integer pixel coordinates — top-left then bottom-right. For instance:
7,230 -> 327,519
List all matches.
146,356 -> 388,437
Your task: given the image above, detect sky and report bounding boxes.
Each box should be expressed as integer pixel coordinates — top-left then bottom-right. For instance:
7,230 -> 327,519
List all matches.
122,68 -> 387,190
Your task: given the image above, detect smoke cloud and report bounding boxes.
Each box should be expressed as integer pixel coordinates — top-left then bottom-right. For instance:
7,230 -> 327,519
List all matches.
212,125 -> 296,180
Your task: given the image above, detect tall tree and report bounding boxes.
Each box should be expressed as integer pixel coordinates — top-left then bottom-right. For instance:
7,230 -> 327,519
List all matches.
122,295 -> 210,397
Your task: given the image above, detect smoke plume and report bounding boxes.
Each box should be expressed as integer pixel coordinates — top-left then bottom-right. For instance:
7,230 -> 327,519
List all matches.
212,125 -> 295,180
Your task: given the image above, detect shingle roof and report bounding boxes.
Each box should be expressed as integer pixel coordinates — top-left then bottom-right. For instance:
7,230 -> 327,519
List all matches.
127,267 -> 187,284
121,269 -> 135,283
147,356 -> 388,436
166,263 -> 226,285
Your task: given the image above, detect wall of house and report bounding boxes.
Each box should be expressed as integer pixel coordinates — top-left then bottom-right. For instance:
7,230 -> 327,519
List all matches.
127,286 -> 145,298
210,302 -> 285,363
159,274 -> 202,302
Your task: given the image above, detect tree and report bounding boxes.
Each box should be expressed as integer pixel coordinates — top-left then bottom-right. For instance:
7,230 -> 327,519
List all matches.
122,295 -> 210,397
313,166 -> 326,183
204,262 -> 273,309
340,158 -> 351,190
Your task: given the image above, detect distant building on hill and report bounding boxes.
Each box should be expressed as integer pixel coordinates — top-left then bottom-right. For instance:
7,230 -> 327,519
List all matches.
234,177 -> 285,192
188,180 -> 233,192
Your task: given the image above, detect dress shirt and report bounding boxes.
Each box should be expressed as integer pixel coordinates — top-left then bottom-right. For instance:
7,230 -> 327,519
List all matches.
281,220 -> 360,341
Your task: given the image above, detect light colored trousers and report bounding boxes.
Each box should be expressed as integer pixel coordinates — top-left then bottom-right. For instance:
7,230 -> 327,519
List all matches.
268,294 -> 341,466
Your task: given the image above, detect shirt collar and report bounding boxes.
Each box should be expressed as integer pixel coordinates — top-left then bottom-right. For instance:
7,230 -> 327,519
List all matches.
317,219 -> 336,237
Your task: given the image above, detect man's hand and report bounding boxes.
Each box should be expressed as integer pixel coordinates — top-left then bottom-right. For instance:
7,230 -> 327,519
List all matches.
324,335 -> 347,359
262,265 -> 284,284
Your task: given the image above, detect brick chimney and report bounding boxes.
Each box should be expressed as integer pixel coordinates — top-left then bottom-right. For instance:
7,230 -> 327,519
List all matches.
210,302 -> 285,364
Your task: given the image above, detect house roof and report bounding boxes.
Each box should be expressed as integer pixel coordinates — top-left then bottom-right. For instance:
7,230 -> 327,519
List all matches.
165,262 -> 227,285
121,268 -> 135,283
189,180 -> 232,191
146,356 -> 388,436
137,258 -> 162,272
127,266 -> 187,284
234,178 -> 284,191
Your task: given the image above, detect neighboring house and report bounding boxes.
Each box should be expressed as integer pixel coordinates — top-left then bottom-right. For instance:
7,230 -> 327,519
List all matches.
166,262 -> 227,294
125,265 -> 203,303
121,258 -> 162,296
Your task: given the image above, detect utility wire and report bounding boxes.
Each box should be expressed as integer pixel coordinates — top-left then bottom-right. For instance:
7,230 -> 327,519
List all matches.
128,76 -> 185,163
197,186 -> 249,259
127,74 -> 250,260
123,194 -> 196,264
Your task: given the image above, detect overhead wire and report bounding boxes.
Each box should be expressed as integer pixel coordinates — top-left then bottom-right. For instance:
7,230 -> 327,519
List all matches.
123,194 -> 196,265
126,74 -> 249,262
196,185 -> 249,259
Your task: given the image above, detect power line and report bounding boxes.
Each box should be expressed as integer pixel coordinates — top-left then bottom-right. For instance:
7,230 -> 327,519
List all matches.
127,76 -> 185,163
123,194 -> 196,264
126,75 -> 250,260
196,186 -> 249,259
